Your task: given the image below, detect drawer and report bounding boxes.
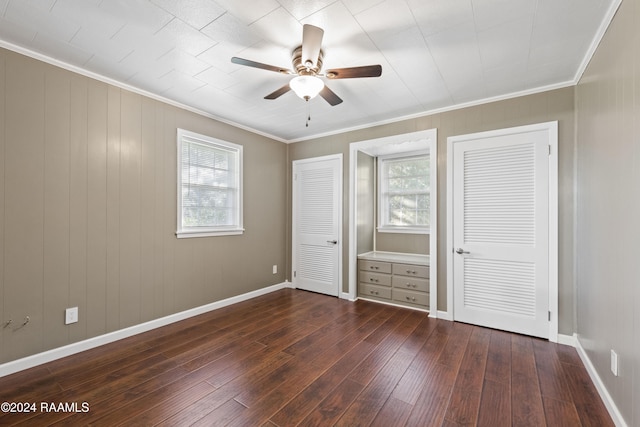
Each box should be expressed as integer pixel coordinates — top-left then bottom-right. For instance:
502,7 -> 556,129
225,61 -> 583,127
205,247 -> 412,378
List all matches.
392,275 -> 428,292
392,263 -> 429,279
359,271 -> 391,287
359,260 -> 392,274
392,288 -> 429,306
360,283 -> 392,299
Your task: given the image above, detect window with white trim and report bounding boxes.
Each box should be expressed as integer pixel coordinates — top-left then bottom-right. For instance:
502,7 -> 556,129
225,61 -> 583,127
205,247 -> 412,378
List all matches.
378,152 -> 430,234
177,129 -> 243,238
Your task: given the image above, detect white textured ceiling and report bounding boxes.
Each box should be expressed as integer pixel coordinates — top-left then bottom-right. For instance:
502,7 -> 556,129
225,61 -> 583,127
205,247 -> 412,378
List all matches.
0,0 -> 619,142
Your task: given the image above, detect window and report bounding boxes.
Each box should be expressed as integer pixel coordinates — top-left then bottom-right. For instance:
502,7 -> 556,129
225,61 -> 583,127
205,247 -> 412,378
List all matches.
177,129 -> 243,238
378,152 -> 430,234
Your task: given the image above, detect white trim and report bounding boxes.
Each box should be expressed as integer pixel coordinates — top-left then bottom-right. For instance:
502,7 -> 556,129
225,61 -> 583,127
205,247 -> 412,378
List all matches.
446,121 -> 559,341
575,336 -> 628,427
0,40 -> 290,144
572,0 -> 623,84
287,81 -> 575,144
348,129 -> 437,310
0,39 -> 585,145
557,333 -> 577,347
0,282 -> 292,378
357,297 -> 429,313
437,310 -> 453,321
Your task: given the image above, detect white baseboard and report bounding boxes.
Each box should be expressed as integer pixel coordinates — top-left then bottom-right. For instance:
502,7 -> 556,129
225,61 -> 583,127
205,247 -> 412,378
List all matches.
575,336 -> 628,427
0,281 -> 292,378
557,333 -> 577,347
436,310 -> 453,321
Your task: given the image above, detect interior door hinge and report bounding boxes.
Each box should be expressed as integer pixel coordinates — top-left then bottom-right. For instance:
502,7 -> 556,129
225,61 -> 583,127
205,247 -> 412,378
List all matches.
294,271 -> 297,278
548,145 -> 551,156
548,311 -> 551,321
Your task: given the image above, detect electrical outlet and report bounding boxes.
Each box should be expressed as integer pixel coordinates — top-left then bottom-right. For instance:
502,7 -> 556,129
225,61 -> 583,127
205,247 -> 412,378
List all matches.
272,265 -> 278,274
610,349 -> 618,376
65,307 -> 78,325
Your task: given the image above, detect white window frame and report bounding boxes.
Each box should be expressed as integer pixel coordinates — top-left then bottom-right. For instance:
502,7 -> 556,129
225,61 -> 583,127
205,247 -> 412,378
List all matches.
377,150 -> 430,234
176,128 -> 244,238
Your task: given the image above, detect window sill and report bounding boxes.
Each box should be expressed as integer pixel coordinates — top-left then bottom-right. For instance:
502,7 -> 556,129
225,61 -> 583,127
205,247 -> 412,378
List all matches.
176,228 -> 245,239
377,227 -> 429,235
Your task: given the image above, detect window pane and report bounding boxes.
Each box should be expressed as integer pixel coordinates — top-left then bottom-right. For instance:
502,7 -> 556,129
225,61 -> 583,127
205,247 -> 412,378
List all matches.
178,129 -> 243,235
380,154 -> 430,229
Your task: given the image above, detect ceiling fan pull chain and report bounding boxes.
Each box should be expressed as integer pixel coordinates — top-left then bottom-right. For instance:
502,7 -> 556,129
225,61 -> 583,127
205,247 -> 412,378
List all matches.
306,100 -> 311,127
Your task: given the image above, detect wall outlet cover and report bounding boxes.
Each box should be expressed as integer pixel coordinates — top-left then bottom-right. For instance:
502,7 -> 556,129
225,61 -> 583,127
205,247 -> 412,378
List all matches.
65,307 -> 78,325
610,349 -> 618,376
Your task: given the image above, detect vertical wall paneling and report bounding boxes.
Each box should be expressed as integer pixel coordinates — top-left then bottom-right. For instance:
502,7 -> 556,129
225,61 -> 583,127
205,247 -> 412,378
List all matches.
69,75 -> 88,343
161,107 -> 176,316
575,0 -> 638,424
152,104 -> 165,318
42,67 -> 71,350
119,91 -> 142,328
140,97 -> 156,322
3,55 -> 45,361
0,47 -> 287,366
86,81 -> 108,338
105,86 -> 121,332
0,51 -> 5,359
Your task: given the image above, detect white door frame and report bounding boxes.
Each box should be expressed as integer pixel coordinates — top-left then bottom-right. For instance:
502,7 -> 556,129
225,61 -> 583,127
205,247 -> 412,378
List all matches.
446,121 -> 558,341
292,153 -> 343,296
348,129 -> 438,313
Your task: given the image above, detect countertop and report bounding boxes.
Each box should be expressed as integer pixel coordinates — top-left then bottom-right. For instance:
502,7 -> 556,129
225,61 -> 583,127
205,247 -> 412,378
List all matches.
357,251 -> 429,266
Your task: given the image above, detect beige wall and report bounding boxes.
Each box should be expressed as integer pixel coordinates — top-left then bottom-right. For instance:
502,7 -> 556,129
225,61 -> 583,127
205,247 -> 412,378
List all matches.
288,86 -> 576,333
0,48 -> 288,364
575,0 -> 640,424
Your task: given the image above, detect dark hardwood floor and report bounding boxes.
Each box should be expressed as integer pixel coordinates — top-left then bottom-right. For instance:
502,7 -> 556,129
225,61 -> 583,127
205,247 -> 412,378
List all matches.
0,289 -> 612,426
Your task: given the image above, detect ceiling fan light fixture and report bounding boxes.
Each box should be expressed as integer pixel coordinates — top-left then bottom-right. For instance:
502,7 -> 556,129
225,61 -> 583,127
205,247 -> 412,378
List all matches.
289,75 -> 324,101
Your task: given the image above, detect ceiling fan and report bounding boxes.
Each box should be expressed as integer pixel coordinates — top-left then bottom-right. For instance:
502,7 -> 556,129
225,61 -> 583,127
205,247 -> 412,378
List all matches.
231,24 -> 382,106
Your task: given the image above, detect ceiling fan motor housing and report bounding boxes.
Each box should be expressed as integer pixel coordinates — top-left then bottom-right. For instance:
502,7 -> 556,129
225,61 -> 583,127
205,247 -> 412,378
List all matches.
292,46 -> 323,75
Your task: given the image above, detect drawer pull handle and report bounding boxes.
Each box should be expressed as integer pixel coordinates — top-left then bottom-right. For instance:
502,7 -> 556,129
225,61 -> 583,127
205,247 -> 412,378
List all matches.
370,290 -> 379,295
370,266 -> 379,270
406,270 -> 417,274
370,278 -> 378,282
406,296 -> 416,302
405,283 -> 416,288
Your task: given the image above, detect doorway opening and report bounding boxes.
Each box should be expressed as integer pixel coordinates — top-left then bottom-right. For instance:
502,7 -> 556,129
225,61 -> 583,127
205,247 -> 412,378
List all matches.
348,129 -> 437,314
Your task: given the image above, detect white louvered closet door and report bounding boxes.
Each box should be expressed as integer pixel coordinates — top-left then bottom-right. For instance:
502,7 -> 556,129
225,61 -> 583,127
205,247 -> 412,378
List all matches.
292,155 -> 342,296
452,130 -> 549,338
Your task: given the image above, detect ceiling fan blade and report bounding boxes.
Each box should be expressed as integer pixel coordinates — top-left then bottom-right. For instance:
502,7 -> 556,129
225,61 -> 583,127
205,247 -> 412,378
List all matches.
231,57 -> 293,74
302,24 -> 324,68
325,65 -> 382,79
319,85 -> 343,106
264,84 -> 292,100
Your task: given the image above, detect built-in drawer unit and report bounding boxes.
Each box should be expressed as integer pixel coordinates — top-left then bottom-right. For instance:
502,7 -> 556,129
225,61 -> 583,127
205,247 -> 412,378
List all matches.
359,260 -> 392,274
360,271 -> 392,287
359,283 -> 392,299
392,288 -> 429,306
357,252 -> 429,310
391,275 -> 428,292
392,263 -> 429,279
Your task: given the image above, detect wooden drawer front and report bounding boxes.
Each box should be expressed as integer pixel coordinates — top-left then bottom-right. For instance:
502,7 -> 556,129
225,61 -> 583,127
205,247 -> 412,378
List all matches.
392,276 -> 428,292
360,271 -> 391,287
392,263 -> 429,279
392,288 -> 429,306
359,260 -> 392,274
360,283 -> 392,299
